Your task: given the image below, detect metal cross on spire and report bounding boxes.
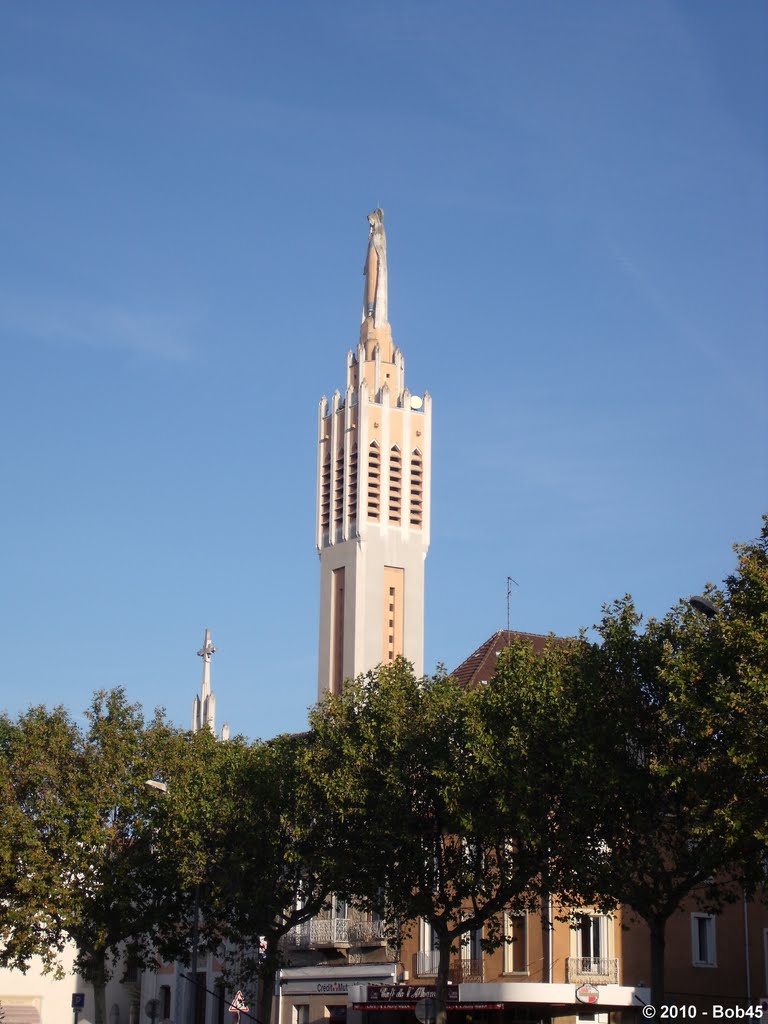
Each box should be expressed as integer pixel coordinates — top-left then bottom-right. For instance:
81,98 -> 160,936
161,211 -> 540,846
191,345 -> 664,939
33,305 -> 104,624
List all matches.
197,629 -> 216,663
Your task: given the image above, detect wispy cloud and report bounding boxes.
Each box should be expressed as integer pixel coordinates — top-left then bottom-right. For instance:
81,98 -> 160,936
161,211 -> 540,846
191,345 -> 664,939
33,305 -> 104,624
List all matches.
0,297 -> 195,362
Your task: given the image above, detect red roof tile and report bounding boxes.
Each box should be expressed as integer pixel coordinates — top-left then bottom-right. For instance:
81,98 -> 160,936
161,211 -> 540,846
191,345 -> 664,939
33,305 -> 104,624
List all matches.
451,629 -> 563,689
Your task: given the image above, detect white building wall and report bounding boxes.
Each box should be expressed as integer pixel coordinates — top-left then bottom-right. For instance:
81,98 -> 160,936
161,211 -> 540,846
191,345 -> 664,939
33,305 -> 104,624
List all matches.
0,944 -> 135,1024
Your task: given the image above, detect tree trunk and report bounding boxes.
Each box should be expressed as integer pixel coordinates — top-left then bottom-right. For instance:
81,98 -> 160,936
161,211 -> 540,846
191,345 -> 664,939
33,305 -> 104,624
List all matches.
90,951 -> 108,1024
650,917 -> 667,1006
259,966 -> 276,1024
435,933 -> 452,1024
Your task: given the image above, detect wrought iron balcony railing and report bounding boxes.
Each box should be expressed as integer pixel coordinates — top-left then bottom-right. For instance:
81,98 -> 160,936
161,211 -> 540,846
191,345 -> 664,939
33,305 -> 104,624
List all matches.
566,956 -> 619,984
413,952 -> 483,983
449,958 -> 483,983
283,916 -> 386,949
415,950 -> 439,976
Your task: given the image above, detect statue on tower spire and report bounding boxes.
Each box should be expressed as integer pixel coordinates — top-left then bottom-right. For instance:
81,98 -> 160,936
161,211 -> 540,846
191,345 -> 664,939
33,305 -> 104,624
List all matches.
362,208 -> 388,328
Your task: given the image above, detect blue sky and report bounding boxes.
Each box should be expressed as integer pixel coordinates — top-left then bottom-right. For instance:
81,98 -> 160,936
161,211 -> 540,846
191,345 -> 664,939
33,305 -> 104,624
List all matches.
1,1 -> 766,740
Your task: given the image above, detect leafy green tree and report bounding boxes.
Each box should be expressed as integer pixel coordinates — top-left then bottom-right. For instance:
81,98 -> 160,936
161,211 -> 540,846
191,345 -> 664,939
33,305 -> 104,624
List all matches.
699,517 -> 768,865
0,707 -> 75,973
216,733 -> 346,1024
309,657 -> 572,1024
1,690 -> 181,1024
572,519 -> 768,1003
154,729 -> 344,1024
140,725 -> 246,1022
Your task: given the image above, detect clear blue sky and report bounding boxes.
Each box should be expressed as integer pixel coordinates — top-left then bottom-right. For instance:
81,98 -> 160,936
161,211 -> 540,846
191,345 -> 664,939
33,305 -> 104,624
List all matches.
1,1 -> 766,740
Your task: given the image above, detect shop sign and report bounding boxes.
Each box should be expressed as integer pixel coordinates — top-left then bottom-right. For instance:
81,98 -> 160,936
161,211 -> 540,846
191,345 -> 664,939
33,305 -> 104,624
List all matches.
366,986 -> 459,1007
575,983 -> 599,1005
355,987 -> 502,1013
282,981 -> 350,995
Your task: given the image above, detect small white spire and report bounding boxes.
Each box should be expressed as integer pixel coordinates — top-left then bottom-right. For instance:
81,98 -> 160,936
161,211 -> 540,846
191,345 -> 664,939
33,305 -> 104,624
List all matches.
193,628 -> 217,734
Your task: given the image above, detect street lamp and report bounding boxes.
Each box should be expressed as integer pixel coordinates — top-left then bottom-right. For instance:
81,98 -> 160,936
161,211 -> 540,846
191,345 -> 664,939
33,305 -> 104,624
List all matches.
688,595 -> 719,619
144,779 -> 200,1024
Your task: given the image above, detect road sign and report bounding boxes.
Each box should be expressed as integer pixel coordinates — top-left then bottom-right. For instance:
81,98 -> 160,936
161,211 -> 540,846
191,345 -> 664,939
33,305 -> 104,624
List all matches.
414,998 -> 438,1023
230,992 -> 249,1013
72,995 -> 86,1009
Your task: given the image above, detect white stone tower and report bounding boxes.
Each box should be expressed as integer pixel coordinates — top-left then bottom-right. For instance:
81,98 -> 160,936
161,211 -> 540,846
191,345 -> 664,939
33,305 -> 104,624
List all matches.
316,210 -> 432,699
192,628 -> 230,739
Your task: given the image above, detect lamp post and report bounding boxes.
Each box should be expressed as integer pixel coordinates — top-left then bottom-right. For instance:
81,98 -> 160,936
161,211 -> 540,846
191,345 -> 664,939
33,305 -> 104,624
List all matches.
145,779 -> 201,1024
688,594 -> 719,619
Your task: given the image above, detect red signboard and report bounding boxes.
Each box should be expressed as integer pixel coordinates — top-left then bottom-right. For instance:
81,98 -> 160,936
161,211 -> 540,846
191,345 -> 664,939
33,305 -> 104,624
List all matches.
362,985 -> 459,1008
575,982 -> 599,1005
353,986 -> 502,1012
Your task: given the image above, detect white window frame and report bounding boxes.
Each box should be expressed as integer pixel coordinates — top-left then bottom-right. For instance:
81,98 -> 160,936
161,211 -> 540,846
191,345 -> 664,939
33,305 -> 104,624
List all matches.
503,912 -> 528,975
574,914 -> 610,965
293,1004 -> 310,1024
460,922 -> 483,961
421,919 -> 440,952
691,913 -> 716,967
416,919 -> 440,976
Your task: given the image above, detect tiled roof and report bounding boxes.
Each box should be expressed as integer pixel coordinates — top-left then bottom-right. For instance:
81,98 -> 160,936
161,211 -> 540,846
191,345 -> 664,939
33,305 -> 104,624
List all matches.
451,629 -> 560,689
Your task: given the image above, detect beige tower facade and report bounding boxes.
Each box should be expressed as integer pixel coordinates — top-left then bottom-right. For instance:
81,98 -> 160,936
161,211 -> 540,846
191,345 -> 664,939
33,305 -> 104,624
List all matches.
316,210 -> 431,699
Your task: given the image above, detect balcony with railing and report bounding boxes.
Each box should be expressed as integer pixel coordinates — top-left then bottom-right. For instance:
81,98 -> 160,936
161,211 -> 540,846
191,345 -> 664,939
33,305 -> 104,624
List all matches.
450,958 -> 483,983
413,952 -> 483,983
283,914 -> 386,950
566,956 -> 619,985
414,950 -> 439,976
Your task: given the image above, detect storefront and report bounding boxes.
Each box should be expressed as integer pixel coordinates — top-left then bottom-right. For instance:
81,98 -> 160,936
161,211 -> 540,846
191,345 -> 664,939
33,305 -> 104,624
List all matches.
349,983 -> 506,1024
348,981 -> 651,1023
278,963 -> 399,1024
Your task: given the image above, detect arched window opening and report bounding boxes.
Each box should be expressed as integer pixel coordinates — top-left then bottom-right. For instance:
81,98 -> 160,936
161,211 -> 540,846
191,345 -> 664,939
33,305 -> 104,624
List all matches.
368,441 -> 381,521
410,448 -> 423,528
321,452 -> 331,539
334,445 -> 344,529
348,443 -> 358,526
389,445 -> 402,524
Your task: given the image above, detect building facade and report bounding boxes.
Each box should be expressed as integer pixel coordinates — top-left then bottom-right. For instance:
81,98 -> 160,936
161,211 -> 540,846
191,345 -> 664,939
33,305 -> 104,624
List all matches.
282,631 -> 768,1022
0,944 -> 137,1024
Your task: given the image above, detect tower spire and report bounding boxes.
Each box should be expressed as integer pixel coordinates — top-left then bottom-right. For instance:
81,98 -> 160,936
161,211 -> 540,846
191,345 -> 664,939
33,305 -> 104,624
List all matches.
192,628 -> 216,734
317,210 -> 431,700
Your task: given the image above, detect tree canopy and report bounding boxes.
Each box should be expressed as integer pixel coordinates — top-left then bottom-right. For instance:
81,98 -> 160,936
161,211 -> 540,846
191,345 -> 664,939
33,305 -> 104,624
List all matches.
0,690 -> 181,1024
150,728 -> 346,1024
2,519 -> 765,1015
309,655 -> 583,1024
566,517 -> 768,1001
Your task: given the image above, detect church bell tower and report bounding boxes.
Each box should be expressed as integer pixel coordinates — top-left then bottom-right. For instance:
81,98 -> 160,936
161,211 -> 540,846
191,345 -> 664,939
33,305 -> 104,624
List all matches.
316,209 -> 432,699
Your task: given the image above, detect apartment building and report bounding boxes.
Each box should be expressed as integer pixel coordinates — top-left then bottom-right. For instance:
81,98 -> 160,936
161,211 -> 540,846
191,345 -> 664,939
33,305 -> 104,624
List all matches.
276,630 -> 768,1021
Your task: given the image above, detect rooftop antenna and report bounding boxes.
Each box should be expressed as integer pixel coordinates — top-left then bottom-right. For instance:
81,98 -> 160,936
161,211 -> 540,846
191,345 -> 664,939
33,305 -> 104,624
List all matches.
506,576 -> 519,634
